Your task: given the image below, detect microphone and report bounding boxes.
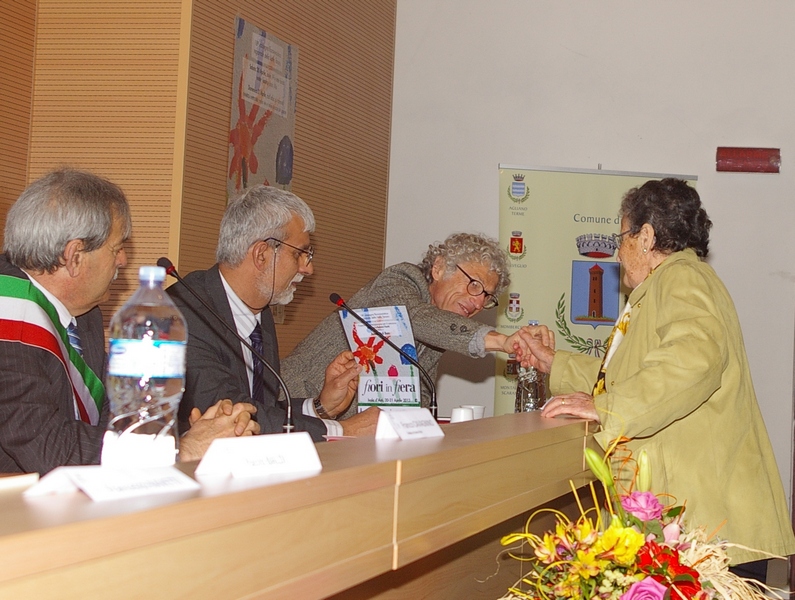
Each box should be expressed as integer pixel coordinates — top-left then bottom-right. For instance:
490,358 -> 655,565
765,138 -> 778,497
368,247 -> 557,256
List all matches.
157,257 -> 295,433
329,293 -> 438,420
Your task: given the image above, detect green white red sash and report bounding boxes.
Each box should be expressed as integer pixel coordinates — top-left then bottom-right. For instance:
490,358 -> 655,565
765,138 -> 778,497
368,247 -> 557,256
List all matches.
0,274 -> 104,425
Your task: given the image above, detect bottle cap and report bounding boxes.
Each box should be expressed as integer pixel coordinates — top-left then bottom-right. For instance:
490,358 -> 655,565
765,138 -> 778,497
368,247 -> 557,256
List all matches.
139,266 -> 166,284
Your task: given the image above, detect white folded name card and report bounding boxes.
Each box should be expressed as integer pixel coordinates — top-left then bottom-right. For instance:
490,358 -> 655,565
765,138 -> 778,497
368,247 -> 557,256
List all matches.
375,408 -> 445,440
23,465 -> 200,502
195,431 -> 322,478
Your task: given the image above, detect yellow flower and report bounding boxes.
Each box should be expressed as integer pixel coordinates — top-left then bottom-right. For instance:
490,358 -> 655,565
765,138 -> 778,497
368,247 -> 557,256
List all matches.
553,577 -> 582,599
534,531 -> 560,563
573,518 -> 599,546
594,517 -> 645,566
572,548 -> 603,579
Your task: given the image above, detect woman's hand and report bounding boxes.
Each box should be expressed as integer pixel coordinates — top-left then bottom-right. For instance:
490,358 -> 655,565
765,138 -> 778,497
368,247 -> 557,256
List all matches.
541,392 -> 600,422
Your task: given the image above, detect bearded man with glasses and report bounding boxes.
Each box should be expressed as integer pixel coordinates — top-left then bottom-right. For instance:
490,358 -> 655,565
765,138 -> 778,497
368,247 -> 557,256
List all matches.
282,232 -> 550,417
168,185 -> 379,440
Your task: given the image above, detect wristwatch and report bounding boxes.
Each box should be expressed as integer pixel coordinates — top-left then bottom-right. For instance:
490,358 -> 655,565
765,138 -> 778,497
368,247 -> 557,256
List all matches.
313,397 -> 332,420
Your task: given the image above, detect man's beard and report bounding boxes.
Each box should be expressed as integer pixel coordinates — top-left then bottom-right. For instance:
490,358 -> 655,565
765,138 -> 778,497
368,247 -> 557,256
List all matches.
261,274 -> 303,306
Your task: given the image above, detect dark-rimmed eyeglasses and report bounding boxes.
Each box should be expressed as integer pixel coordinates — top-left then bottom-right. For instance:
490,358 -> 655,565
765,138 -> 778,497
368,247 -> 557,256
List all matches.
611,229 -> 634,248
456,265 -> 499,309
264,237 -> 314,265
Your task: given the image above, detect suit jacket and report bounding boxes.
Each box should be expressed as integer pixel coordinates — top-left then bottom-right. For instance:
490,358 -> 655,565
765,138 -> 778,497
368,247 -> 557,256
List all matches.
550,249 -> 795,563
0,254 -> 108,474
281,262 -> 493,416
167,265 -> 326,441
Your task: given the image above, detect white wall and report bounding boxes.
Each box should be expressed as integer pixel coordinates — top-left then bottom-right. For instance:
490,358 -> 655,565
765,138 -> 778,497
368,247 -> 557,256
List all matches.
387,0 -> 795,495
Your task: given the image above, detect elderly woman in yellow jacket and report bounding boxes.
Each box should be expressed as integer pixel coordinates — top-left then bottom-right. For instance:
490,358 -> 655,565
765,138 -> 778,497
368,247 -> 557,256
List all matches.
528,179 -> 795,574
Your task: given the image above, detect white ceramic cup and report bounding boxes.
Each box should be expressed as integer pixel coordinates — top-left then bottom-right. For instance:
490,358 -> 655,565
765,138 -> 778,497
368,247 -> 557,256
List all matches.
461,404 -> 485,419
449,407 -> 475,423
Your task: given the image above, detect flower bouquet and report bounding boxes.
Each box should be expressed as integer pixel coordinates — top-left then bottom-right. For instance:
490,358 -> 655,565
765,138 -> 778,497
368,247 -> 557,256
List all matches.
498,446 -> 783,600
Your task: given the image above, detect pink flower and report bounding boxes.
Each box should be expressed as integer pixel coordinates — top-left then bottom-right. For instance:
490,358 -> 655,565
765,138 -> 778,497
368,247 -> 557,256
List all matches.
663,522 -> 681,543
621,577 -> 667,600
621,491 -> 664,521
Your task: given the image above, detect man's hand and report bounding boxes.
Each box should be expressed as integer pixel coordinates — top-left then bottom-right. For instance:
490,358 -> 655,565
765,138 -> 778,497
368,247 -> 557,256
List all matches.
339,406 -> 380,436
180,399 -> 260,462
188,398 -> 259,436
317,350 -> 361,418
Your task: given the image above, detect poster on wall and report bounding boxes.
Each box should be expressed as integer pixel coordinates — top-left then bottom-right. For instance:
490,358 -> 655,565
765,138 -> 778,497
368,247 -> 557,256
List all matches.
227,16 -> 298,199
494,166 -> 697,415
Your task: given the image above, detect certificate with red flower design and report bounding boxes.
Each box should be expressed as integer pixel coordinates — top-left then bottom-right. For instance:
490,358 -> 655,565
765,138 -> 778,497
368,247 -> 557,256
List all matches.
338,305 -> 421,410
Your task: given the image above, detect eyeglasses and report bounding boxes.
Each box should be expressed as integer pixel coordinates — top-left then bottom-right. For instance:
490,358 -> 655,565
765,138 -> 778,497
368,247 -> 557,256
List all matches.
611,229 -> 634,248
264,237 -> 314,265
456,265 -> 499,309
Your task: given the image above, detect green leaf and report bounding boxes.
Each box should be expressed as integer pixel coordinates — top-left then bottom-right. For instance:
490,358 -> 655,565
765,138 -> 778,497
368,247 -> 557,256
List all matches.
666,505 -> 684,518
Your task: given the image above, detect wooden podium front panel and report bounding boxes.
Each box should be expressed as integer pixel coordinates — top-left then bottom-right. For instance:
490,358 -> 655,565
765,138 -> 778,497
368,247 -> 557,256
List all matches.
0,413 -> 594,599
394,412 -> 591,568
0,462 -> 397,600
0,486 -> 395,600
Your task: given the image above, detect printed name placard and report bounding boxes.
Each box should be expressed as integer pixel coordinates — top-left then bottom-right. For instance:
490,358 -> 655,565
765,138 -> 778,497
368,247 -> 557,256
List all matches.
23,465 -> 200,502
375,408 -> 445,440
195,431 -> 322,478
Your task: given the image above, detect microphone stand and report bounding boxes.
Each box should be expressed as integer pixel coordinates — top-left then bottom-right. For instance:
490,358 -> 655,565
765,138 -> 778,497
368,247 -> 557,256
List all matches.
158,257 -> 294,433
329,293 -> 438,420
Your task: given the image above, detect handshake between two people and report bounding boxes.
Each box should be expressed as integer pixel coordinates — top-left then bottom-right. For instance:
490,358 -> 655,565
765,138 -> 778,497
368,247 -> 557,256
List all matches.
503,323 -> 600,423
498,323 -> 557,373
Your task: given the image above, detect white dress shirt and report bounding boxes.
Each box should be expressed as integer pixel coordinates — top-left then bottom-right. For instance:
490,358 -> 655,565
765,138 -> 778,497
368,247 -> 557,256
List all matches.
219,273 -> 341,436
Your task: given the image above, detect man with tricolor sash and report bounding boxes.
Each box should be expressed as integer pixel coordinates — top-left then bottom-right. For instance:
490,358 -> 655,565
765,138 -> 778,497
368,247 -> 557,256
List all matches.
0,169 -> 259,474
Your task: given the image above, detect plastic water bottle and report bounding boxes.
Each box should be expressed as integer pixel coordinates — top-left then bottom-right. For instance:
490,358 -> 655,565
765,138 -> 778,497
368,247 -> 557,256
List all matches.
515,320 -> 547,412
101,266 -> 187,468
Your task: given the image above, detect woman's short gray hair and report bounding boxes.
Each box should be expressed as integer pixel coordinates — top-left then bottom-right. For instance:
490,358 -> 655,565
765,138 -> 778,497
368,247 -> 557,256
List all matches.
216,185 -> 316,266
3,168 -> 132,272
419,232 -> 511,294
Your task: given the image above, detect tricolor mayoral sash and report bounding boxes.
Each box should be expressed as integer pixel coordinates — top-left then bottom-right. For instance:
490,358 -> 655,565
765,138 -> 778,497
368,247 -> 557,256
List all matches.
0,274 -> 104,425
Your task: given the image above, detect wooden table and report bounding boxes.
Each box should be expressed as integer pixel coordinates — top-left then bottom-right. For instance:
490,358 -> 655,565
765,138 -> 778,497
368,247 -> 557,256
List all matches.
0,412 -> 596,599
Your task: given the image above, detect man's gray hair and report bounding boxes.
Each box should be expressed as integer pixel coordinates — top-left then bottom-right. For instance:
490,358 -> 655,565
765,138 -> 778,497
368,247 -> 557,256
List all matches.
216,185 -> 316,266
3,168 -> 132,272
419,232 -> 511,294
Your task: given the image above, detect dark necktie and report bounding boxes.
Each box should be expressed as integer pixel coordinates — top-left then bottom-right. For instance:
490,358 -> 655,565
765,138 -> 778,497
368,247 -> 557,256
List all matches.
67,322 -> 83,356
249,322 -> 265,405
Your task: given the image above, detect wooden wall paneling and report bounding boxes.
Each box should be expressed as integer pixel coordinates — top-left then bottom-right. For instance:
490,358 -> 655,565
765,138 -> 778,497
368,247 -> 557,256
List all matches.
177,0 -> 235,274
3,0 -> 395,351
0,0 -> 37,243
28,0 -> 185,323
283,0 -> 395,353
182,0 -> 396,354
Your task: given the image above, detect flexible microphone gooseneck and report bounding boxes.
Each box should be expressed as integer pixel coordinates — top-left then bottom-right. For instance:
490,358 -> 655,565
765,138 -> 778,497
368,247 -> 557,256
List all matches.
329,293 -> 438,420
157,257 -> 295,433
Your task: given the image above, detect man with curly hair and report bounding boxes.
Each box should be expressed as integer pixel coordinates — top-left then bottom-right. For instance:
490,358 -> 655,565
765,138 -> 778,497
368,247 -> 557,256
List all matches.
282,232 -> 546,418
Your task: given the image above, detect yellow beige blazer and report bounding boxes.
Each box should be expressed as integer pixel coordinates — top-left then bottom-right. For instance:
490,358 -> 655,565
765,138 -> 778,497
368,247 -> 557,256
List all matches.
550,249 -> 795,563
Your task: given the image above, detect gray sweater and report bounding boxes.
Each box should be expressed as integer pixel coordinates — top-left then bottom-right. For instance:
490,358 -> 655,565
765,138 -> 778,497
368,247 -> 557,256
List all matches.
281,262 -> 492,415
